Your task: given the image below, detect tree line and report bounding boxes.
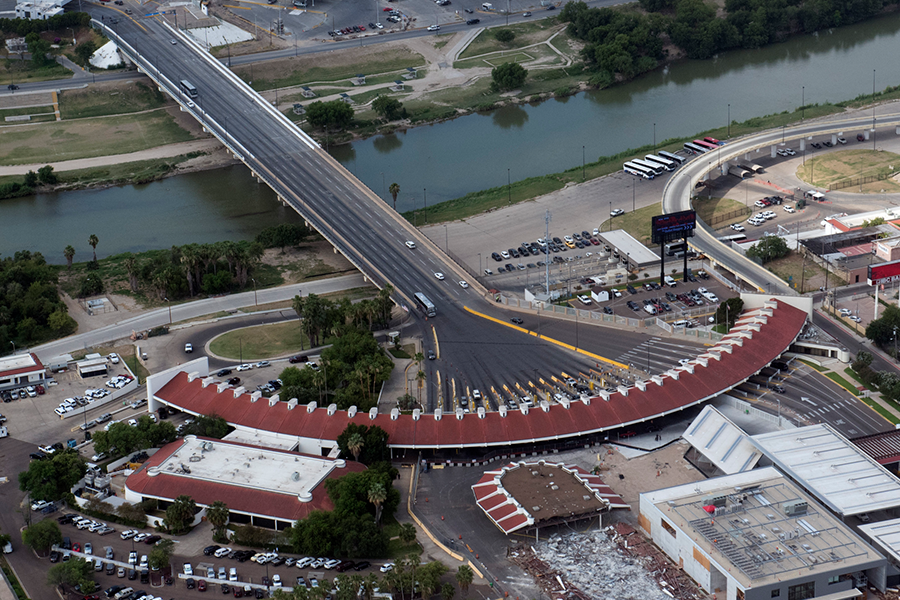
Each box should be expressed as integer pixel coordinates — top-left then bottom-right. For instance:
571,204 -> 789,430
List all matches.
561,0 -> 898,83
0,250 -> 77,353
0,12 -> 90,36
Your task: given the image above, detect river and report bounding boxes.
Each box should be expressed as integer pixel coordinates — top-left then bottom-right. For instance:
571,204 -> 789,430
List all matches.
4,11 -> 900,262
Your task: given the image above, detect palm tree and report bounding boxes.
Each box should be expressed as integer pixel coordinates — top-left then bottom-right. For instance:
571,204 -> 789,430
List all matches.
416,369 -> 426,405
347,432 -> 364,461
88,233 -> 99,262
123,254 -> 139,292
64,245 -> 75,269
205,500 -> 230,541
455,565 -> 473,596
389,182 -> 400,211
368,482 -> 387,525
399,523 -> 416,545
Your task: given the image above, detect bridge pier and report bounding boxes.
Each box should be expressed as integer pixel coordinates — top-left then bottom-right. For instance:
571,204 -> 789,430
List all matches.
279,197 -> 287,206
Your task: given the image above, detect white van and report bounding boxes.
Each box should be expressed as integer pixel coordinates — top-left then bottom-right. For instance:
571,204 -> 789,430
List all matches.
643,304 -> 657,315
664,276 -> 677,287
482,2 -> 493,8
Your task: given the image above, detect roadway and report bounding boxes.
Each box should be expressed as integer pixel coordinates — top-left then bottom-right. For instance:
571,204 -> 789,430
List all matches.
661,112 -> 900,294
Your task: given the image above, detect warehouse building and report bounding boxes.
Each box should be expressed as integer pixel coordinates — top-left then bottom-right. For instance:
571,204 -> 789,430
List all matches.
640,467 -> 886,600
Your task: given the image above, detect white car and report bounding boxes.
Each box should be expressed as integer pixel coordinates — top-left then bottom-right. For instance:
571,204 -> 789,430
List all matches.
323,559 -> 341,570
31,500 -> 50,511
405,240 -> 416,250
839,308 -> 852,317
500,251 -> 510,259
837,137 -> 847,144
434,272 -> 445,280
380,563 -> 394,573
272,575 -> 282,587
426,24 -> 440,31
458,280 -> 469,289
784,205 -> 795,213
592,228 -> 600,236
139,555 -> 149,569
127,419 -> 137,427
214,547 -> 232,558
183,564 -> 193,576
730,224 -> 745,232
84,543 -> 93,555
295,557 -> 314,569
610,208 -> 625,217
375,22 -> 383,28
236,364 -> 252,371
121,530 -> 137,540
784,148 -> 796,156
577,295 -> 592,305
108,353 -> 120,364
133,533 -> 150,543
849,315 -> 862,323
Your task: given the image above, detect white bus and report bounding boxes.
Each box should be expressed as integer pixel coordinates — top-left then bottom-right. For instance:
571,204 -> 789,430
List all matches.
623,162 -> 654,179
180,80 -> 198,99
645,154 -> 676,171
658,150 -> 686,165
413,292 -> 436,317
664,242 -> 687,256
632,158 -> 664,176
684,142 -> 708,154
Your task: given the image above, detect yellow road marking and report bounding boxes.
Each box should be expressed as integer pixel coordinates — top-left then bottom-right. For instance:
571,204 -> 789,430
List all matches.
224,4 -> 251,9
431,325 -> 440,359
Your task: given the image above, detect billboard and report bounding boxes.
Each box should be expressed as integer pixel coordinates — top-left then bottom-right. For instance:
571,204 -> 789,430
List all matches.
868,260 -> 900,285
652,210 -> 696,244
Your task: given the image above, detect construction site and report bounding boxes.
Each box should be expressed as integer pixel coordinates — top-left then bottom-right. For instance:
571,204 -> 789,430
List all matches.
511,523 -> 706,600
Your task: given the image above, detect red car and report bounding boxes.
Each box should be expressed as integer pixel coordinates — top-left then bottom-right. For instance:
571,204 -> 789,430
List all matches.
383,6 -> 392,10
198,581 -> 207,592
73,543 -> 81,552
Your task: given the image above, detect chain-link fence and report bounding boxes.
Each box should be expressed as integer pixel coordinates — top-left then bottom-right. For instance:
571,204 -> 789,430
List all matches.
707,206 -> 751,226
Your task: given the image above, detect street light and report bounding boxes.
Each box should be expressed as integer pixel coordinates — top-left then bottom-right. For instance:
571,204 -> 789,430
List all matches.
727,103 -> 730,138
507,168 -> 511,205
164,297 -> 172,324
251,278 -> 258,306
9,341 -> 14,355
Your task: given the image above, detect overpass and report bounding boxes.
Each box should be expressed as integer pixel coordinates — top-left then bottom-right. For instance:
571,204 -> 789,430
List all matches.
661,112 -> 900,294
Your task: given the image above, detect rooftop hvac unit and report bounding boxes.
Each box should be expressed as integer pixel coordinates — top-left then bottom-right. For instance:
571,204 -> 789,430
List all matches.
783,500 -> 808,516
702,495 -> 727,508
291,472 -> 300,482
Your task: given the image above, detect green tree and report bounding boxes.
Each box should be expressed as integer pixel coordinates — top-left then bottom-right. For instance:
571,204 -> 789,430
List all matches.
305,100 -> 355,131
25,32 -> 51,67
745,235 -> 789,264
22,519 -> 62,555
866,305 -> 900,347
19,449 -> 86,503
182,414 -> 231,438
399,522 -> 417,544
79,274 -> 103,297
24,170 -> 38,187
88,233 -> 99,262
47,558 -> 93,589
64,245 -> 75,269
206,500 -> 230,540
347,432 -> 364,461
37,165 -> 58,184
149,538 -> 175,570
256,223 -> 310,252
164,495 -> 197,533
336,424 -> 390,465
372,95 -> 406,121
456,565 -> 473,595
367,482 -> 387,525
491,62 -> 527,91
48,309 -> 76,334
74,40 -> 96,65
441,582 -> 456,600
418,561 -> 449,598
116,502 -> 147,525
714,297 -> 744,329
389,182 -> 400,210
494,28 -> 515,42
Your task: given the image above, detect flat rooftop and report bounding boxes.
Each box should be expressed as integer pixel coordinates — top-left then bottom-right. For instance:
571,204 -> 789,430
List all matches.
597,229 -> 660,265
0,353 -> 43,376
750,424 -> 900,516
649,468 -> 883,588
500,462 -> 607,523
151,435 -> 336,500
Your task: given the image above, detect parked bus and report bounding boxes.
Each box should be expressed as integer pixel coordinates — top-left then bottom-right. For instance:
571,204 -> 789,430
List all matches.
718,233 -> 747,243
658,150 -> 686,165
623,162 -> 654,179
664,242 -> 687,256
180,80 -> 198,98
693,139 -> 718,151
413,292 -> 436,317
683,142 -> 708,154
632,159 -> 664,176
703,137 -> 722,146
644,154 -> 676,171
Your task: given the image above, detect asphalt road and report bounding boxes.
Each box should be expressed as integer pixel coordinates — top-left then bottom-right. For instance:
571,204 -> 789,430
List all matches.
76,12 -> 669,412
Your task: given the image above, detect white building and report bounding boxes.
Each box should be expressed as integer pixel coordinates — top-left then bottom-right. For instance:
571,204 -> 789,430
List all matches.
14,0 -> 68,20
640,467 -> 886,600
0,353 -> 46,391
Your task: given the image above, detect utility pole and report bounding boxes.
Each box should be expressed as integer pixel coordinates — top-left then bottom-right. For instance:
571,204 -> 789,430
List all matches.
544,210 -> 552,296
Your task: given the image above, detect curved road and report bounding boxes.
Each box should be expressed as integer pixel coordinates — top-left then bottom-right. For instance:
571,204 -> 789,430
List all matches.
662,112 -> 900,294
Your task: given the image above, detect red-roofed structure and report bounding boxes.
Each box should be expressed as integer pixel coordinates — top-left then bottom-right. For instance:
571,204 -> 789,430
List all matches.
471,461 -> 628,534
151,300 -> 806,451
124,436 -> 366,529
853,430 -> 900,471
0,352 -> 46,390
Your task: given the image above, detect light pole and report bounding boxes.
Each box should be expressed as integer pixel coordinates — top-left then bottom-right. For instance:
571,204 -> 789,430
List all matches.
443,225 -> 448,252
872,69 -> 877,151
801,86 -> 805,122
478,253 -> 482,275
251,278 -> 258,306
582,145 -> 585,181
164,297 -> 172,324
632,176 -> 636,212
381,172 -> 385,202
727,103 -> 730,138
67,27 -> 76,46
423,188 -> 427,224
608,201 -> 612,231
652,122 -> 656,150
507,168 -> 511,205
9,341 -> 14,355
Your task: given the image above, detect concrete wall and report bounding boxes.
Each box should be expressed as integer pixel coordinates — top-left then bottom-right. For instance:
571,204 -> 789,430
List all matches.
146,357 -> 209,413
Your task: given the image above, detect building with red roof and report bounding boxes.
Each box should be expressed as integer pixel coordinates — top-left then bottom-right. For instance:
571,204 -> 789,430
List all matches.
0,352 -> 46,391
147,299 -> 807,454
124,435 -> 366,530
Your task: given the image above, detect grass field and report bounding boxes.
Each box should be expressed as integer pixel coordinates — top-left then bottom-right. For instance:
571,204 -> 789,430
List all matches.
825,371 -> 862,395
795,149 -> 900,192
765,252 -> 826,294
209,321 -> 311,360
859,396 -> 899,424
59,81 -> 170,119
233,47 -> 425,91
458,20 -> 562,59
693,196 -> 749,227
596,203 -> 662,246
0,111 -> 195,165
0,61 -> 71,85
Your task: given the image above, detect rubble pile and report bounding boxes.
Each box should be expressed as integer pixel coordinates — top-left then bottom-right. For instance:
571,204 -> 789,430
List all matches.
522,524 -> 704,600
